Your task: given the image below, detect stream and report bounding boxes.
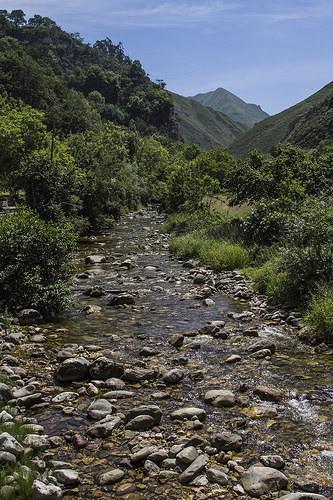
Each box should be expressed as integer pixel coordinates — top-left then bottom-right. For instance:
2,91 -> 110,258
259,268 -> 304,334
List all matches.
28,211 -> 333,497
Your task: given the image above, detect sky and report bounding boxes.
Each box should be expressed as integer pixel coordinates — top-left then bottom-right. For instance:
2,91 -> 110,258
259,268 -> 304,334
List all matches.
4,0 -> 333,115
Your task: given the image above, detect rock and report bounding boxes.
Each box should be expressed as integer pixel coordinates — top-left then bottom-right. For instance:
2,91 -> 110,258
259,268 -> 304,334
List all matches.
250,349 -> 272,359
161,458 -> 177,470
99,469 -> 125,485
204,389 -> 236,407
52,392 -> 79,404
23,434 -> 49,451
125,415 -> 155,431
144,459 -> 160,476
248,340 -> 276,355
85,255 -> 106,265
171,407 -> 206,421
126,405 -> 162,425
178,454 -> 209,484
254,385 -> 283,402
207,467 -> 228,485
168,334 -> 184,348
56,358 -> 90,382
88,416 -> 122,438
203,298 -> 215,307
116,483 -> 136,495
0,383 -> 12,402
0,411 -> 13,422
18,309 -> 42,325
89,357 -> 124,380
148,449 -> 169,464
17,392 -> 43,408
159,470 -> 179,483
87,399 -> 113,420
82,305 -> 102,316
0,432 -> 24,456
5,332 -> 25,344
32,480 -> 63,499
225,354 -> 242,364
104,390 -> 134,399
72,434 -> 87,449
109,294 -> 135,306
211,432 -> 242,452
241,466 -> 288,497
130,446 -> 158,464
278,495 -> 329,500
120,259 -> 136,269
54,469 -> 80,486
260,455 -> 285,470
140,347 -> 159,357
176,447 -> 198,467
123,367 -> 157,382
162,369 -> 184,385
105,378 -> 125,390
0,451 -> 16,465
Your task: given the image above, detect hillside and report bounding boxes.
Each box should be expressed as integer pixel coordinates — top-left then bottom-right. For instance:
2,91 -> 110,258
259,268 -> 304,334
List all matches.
190,87 -> 268,127
231,82 -> 333,157
172,92 -> 247,150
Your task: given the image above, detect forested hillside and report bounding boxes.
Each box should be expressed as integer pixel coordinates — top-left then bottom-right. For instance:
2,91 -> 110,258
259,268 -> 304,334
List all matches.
231,82 -> 333,156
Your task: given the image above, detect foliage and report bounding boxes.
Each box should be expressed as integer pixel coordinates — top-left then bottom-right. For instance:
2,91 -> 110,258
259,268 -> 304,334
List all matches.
305,287 -> 333,343
0,209 -> 76,317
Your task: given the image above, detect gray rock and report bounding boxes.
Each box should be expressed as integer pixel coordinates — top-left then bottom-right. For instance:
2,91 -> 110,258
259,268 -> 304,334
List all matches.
178,454 -> 209,484
171,407 -> 206,421
125,415 -> 155,431
204,389 -> 236,407
241,466 -> 288,497
260,455 -> 285,470
17,393 -> 43,408
130,446 -> 158,464
18,309 -> 42,325
254,385 -> 283,402
168,334 -> 184,348
105,378 -> 125,390
89,357 -> 124,380
225,354 -> 242,364
126,405 -> 162,425
176,446 -> 198,467
207,467 -> 228,485
109,294 -> 135,306
99,469 -> 125,485
88,415 -> 122,438
12,383 -> 40,398
0,411 -> 13,423
211,432 -> 242,452
85,255 -> 106,264
0,451 -> 16,465
0,432 -> 24,456
148,449 -> 169,464
161,458 -> 177,470
144,459 -> 160,476
0,383 -> 12,402
248,340 -> 276,355
140,347 -> 159,357
32,480 -> 63,499
104,390 -> 134,399
82,305 -> 102,315
23,434 -> 49,451
123,367 -> 157,382
56,358 -> 90,382
162,369 -> 184,385
278,495 -> 329,500
87,399 -> 113,420
54,469 -> 80,486
52,392 -> 79,404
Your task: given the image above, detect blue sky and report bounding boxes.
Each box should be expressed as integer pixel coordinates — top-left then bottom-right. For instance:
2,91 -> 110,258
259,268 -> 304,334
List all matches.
4,0 -> 333,114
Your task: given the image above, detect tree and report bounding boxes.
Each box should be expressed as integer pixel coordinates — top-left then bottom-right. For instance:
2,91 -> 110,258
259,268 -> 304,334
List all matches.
8,10 -> 26,29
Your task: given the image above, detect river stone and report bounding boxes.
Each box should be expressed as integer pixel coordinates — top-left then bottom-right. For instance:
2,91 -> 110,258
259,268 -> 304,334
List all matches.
126,405 -> 162,425
178,454 -> 209,484
87,399 -> 113,420
123,367 -> 157,382
56,358 -> 90,382
54,469 -> 80,486
254,385 -> 283,402
89,357 -> 124,380
32,479 -> 63,499
211,432 -> 242,452
0,411 -> 13,423
105,378 -> 126,390
52,392 -> 79,404
140,347 -> 159,357
148,449 -> 169,464
250,348 -> 272,359
225,354 -> 242,364
171,407 -> 206,421
82,305 -> 102,316
18,309 -> 42,325
88,415 -> 122,438
85,255 -> 106,265
260,455 -> 285,470
12,383 -> 39,398
241,466 -> 288,497
207,467 -> 229,485
204,389 -> 236,407
130,446 -> 158,464
176,446 -> 198,467
168,334 -> 184,348
23,434 -> 49,450
144,459 -> 160,476
104,390 -> 134,399
0,383 -> 12,402
109,294 -> 135,306
0,451 -> 16,465
125,415 -> 155,431
248,340 -> 276,355
0,432 -> 24,456
17,392 -> 43,408
99,468 -> 125,485
278,495 -> 329,500
162,369 -> 184,385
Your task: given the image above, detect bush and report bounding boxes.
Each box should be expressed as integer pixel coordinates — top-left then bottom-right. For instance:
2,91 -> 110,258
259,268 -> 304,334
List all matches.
170,232 -> 249,270
305,287 -> 333,343
0,209 -> 76,317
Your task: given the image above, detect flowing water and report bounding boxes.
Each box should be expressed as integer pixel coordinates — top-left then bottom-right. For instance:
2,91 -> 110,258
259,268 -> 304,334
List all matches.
37,211 -> 333,497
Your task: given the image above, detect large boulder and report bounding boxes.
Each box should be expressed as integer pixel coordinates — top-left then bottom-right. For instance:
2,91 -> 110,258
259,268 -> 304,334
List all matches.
241,466 -> 288,497
89,357 -> 124,380
56,358 -> 90,382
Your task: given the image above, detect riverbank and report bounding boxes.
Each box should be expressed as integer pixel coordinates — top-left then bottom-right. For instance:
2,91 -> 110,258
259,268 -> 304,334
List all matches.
0,211 -> 332,499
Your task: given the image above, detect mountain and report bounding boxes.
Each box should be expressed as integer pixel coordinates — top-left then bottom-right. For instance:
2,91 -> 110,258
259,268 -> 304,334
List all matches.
171,92 -> 247,150
190,88 -> 269,128
230,82 -> 333,157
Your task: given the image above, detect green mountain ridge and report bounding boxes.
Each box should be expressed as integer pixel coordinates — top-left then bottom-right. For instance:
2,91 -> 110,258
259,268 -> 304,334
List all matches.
172,92 -> 248,150
190,87 -> 269,128
231,82 -> 333,157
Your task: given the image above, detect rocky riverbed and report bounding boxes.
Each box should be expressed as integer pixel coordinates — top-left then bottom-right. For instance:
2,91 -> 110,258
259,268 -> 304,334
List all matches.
0,210 -> 332,499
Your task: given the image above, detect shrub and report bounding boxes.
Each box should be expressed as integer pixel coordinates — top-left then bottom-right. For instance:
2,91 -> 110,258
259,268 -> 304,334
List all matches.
305,287 -> 333,343
0,209 -> 76,317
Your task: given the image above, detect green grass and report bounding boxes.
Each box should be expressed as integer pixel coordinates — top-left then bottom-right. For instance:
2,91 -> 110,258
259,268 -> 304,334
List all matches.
170,231 -> 249,270
160,213 -> 198,234
305,287 -> 333,343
